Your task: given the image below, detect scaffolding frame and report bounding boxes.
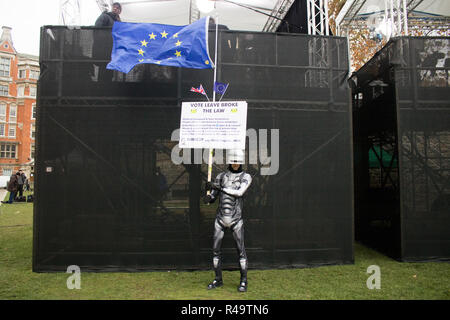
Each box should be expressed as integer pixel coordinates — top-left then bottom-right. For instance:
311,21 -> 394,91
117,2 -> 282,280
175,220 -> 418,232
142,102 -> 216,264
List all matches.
59,0 -> 81,26
262,0 -> 296,32
306,0 -> 330,35
189,0 -> 201,24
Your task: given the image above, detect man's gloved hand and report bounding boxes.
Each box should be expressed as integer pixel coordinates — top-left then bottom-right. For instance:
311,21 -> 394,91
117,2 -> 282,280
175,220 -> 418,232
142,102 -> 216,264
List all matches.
203,195 -> 212,204
206,181 -> 221,191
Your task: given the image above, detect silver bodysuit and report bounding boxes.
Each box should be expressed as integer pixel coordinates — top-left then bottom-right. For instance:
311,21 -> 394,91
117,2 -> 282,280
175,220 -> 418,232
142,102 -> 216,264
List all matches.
207,169 -> 252,284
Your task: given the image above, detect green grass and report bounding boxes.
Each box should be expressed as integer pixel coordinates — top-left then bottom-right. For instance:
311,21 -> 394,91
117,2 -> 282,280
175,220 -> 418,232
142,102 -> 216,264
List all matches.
0,195 -> 449,300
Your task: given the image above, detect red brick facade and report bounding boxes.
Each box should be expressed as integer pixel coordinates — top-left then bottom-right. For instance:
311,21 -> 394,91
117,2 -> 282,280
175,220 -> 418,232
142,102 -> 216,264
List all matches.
0,26 -> 38,178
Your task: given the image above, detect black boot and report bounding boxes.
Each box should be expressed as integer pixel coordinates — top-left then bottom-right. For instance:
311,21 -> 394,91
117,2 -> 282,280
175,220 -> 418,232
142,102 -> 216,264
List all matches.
207,279 -> 223,290
207,256 -> 223,290
238,258 -> 248,292
237,280 -> 247,292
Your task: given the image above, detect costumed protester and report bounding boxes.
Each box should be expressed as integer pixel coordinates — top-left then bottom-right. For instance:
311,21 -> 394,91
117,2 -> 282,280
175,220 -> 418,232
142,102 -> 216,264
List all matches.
204,149 -> 252,292
95,2 -> 122,27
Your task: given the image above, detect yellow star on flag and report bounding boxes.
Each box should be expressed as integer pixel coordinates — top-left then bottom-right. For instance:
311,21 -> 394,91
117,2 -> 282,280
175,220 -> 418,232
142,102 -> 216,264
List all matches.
205,60 -> 210,65
149,32 -> 156,40
175,40 -> 182,47
175,50 -> 181,57
173,33 -> 179,38
160,31 -> 168,38
141,40 -> 148,47
156,61 -> 161,64
138,49 -> 145,56
139,59 -> 144,62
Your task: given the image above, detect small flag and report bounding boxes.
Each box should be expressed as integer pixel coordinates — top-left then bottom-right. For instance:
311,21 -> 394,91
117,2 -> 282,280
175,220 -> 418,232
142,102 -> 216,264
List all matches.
214,82 -> 229,95
190,84 -> 207,96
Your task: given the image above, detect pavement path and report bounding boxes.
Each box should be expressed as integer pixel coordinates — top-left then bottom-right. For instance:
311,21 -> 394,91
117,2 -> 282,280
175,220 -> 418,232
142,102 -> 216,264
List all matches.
0,189 -> 8,205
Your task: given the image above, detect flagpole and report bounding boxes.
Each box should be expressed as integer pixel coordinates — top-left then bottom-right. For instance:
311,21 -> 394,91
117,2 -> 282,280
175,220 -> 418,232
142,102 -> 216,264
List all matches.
212,15 -> 218,102
207,11 -> 219,194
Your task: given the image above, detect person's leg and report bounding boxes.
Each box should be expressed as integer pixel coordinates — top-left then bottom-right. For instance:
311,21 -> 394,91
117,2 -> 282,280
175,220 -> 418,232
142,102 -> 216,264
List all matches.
8,191 -> 15,203
208,219 -> 225,289
18,185 -> 23,197
232,219 -> 248,292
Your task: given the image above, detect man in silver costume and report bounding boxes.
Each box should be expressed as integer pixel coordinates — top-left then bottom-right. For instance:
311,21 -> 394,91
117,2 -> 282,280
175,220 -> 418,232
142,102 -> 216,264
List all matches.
204,149 -> 252,292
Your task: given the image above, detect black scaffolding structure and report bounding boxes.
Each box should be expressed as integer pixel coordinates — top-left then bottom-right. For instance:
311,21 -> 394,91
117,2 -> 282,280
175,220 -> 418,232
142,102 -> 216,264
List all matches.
351,36 -> 450,261
33,26 -> 353,272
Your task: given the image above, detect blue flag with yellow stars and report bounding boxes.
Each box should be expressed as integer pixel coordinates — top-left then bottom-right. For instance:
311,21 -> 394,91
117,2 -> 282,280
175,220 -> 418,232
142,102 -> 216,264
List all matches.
107,16 -> 214,73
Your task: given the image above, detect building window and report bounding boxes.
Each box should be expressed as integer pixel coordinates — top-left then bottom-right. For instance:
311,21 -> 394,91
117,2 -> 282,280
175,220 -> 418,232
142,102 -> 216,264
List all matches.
0,123 -> 5,136
30,86 -> 36,97
8,125 -> 15,138
0,143 -> 17,159
9,104 -> 16,123
32,103 -> 36,119
19,69 -> 26,79
0,84 -> 8,96
31,123 -> 35,139
0,103 -> 6,122
3,168 -> 12,176
31,144 -> 35,159
17,85 -> 24,97
30,70 -> 39,80
0,57 -> 10,77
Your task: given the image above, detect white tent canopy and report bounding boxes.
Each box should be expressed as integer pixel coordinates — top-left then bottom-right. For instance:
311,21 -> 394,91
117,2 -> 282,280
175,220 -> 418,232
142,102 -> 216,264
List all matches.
114,0 -> 276,31
400,0 -> 450,16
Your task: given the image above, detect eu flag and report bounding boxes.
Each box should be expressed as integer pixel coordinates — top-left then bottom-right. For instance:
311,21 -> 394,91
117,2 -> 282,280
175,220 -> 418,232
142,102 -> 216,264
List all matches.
214,82 -> 229,95
107,17 -> 214,73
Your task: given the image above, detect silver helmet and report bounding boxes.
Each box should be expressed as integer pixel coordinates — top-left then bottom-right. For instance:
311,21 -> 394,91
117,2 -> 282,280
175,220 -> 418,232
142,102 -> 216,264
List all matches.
226,149 -> 245,164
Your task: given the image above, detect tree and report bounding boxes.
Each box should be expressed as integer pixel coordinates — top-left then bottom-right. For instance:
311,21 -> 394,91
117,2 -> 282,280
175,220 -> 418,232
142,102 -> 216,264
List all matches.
328,0 -> 385,71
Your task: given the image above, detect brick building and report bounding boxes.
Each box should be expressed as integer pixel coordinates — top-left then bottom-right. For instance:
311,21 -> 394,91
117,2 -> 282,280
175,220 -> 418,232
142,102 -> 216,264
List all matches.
0,26 -> 38,180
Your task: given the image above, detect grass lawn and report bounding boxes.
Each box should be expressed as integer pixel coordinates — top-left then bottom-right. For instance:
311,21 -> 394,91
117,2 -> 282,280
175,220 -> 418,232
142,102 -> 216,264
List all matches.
0,194 -> 449,300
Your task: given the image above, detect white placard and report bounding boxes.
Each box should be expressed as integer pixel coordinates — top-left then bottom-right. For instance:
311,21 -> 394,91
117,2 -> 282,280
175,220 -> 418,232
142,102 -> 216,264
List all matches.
179,101 -> 248,149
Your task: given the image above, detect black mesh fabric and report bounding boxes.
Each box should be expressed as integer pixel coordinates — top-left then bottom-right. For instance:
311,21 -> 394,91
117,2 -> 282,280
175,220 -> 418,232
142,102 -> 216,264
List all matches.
351,37 -> 450,262
33,26 -> 353,271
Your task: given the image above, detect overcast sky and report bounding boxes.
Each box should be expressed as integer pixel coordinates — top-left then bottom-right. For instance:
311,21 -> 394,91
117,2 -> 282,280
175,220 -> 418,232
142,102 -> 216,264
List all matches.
0,0 -> 276,56
0,0 -> 100,56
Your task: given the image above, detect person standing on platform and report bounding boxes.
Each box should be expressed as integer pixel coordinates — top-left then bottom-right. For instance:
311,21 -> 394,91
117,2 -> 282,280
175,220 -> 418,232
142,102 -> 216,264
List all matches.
204,149 -> 252,292
95,2 -> 122,27
92,3 -> 122,82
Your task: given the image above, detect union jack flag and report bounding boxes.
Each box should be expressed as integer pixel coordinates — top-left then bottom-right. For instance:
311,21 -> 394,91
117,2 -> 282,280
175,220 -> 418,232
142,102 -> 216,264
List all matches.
190,84 -> 207,96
